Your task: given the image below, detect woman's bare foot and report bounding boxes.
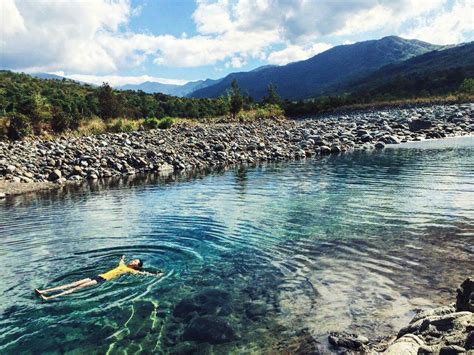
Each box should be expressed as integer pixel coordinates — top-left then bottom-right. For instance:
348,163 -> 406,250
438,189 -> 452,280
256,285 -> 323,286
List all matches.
35,289 -> 44,296
40,294 -> 50,301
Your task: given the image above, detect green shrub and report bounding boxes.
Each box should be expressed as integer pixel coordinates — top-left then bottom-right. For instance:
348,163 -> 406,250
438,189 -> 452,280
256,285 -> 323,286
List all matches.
143,117 -> 160,129
108,118 -> 135,133
158,117 -> 175,129
459,78 -> 474,94
51,109 -> 80,133
7,112 -> 32,140
255,104 -> 284,119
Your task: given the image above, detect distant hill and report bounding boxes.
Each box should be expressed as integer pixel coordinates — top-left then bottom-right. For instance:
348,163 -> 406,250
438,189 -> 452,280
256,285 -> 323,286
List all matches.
31,73 -> 67,81
331,42 -> 474,98
30,72 -> 93,86
118,78 -> 221,97
189,36 -> 440,100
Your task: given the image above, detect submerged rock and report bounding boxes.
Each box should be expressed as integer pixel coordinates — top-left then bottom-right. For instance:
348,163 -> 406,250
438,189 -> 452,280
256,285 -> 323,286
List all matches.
182,315 -> 237,344
328,331 -> 369,350
173,288 -> 232,318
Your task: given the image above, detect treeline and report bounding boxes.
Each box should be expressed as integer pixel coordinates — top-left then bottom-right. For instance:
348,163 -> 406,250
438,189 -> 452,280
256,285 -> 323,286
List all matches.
284,73 -> 474,117
0,70 -> 229,120
1,68 -> 472,139
0,71 -> 285,139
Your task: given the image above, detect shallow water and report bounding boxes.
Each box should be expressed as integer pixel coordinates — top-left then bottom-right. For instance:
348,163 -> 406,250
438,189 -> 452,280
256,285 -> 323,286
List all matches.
1,136 -> 473,354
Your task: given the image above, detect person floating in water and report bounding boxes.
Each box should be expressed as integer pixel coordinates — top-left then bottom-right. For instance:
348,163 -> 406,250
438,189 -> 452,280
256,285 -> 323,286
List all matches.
35,255 -> 162,300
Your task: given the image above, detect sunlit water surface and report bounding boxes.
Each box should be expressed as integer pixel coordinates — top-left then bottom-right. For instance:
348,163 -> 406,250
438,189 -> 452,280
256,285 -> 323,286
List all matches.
1,136 -> 473,353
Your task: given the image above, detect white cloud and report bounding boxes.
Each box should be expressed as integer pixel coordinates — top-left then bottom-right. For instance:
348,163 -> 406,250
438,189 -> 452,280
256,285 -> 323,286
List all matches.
0,0 -> 134,73
0,0 -> 472,77
53,73 -> 188,87
402,0 -> 474,44
0,0 -> 25,37
225,56 -> 247,68
267,43 -> 333,65
151,29 -> 278,67
193,0 -> 233,34
336,0 -> 447,36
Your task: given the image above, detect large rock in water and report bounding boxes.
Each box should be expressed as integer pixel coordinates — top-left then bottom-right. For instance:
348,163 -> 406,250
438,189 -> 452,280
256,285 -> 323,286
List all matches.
381,276 -> 474,353
409,119 -> 432,132
384,334 -> 425,355
182,315 -> 237,344
328,332 -> 368,350
456,276 -> 474,312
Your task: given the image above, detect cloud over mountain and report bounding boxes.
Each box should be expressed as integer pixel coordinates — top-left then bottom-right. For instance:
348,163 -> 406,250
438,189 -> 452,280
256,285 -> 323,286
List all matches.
0,0 -> 472,80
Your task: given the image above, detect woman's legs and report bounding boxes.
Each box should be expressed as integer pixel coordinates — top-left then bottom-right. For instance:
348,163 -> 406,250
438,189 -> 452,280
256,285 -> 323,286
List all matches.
40,280 -> 98,300
35,278 -> 92,295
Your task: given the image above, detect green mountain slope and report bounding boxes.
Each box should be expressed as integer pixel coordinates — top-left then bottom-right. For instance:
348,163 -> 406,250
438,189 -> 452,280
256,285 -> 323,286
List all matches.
331,42 -> 474,99
189,36 -> 439,100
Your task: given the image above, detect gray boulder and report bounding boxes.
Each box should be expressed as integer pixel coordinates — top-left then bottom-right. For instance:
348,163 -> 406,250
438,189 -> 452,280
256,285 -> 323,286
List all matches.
456,277 -> 474,312
409,119 -> 432,132
48,169 -> 62,181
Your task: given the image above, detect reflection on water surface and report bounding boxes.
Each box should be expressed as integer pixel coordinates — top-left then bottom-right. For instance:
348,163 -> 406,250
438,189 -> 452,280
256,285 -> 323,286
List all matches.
1,136 -> 473,353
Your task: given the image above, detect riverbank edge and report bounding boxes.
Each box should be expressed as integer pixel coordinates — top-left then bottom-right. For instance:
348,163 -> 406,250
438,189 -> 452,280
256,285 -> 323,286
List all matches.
1,132 -> 472,199
1,103 -> 474,198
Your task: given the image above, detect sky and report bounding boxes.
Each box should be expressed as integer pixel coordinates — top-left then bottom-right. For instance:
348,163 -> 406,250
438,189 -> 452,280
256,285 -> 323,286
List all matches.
0,0 -> 473,86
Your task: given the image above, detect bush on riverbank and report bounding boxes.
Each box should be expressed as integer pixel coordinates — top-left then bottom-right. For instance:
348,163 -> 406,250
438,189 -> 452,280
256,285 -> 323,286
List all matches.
157,117 -> 175,129
143,117 -> 160,129
143,116 -> 175,129
50,109 -> 80,133
6,112 -> 32,140
237,104 -> 284,121
108,118 -> 138,133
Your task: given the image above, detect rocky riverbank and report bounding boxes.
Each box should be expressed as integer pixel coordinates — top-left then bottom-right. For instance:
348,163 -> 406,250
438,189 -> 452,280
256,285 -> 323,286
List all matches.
1,103 -> 473,197
328,277 -> 474,354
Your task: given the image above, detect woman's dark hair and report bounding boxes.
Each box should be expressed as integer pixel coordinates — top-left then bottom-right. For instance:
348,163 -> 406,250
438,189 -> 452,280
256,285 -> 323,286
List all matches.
137,259 -> 143,268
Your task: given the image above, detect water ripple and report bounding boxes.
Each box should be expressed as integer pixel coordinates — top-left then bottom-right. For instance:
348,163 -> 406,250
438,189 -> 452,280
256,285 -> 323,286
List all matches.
0,136 -> 473,353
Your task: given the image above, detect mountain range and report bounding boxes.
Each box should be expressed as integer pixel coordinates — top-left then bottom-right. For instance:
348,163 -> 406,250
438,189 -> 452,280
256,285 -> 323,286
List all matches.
190,36 -> 440,100
117,78 -> 220,96
32,36 -> 473,101
333,41 -> 474,98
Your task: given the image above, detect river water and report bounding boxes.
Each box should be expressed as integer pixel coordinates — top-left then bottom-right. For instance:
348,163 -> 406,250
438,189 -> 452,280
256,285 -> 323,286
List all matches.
1,136 -> 473,353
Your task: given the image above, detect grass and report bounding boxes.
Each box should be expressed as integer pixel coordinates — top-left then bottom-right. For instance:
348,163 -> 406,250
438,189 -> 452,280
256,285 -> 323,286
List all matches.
76,117 -> 108,135
0,117 -> 8,139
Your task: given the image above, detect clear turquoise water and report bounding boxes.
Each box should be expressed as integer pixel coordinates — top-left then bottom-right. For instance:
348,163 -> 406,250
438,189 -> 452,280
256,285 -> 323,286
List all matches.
1,136 -> 473,354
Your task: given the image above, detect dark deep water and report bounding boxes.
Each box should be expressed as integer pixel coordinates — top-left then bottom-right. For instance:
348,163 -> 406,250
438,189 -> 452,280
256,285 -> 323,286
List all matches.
1,136 -> 473,354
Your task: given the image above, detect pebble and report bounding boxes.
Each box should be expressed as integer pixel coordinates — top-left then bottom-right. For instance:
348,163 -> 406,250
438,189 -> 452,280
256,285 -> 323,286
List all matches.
0,104 -> 472,185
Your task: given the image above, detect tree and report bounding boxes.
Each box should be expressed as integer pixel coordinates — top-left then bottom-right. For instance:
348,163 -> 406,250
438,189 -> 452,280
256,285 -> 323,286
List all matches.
229,79 -> 243,120
50,107 -> 80,133
97,83 -> 120,120
263,83 -> 281,106
7,112 -> 32,140
459,78 -> 474,94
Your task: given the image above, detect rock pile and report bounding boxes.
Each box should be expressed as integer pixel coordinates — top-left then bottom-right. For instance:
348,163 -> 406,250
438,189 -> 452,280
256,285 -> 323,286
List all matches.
0,104 -> 472,190
329,277 -> 474,354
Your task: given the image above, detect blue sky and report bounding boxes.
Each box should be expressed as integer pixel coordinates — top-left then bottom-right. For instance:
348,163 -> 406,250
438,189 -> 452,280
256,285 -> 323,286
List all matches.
1,0 -> 473,86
